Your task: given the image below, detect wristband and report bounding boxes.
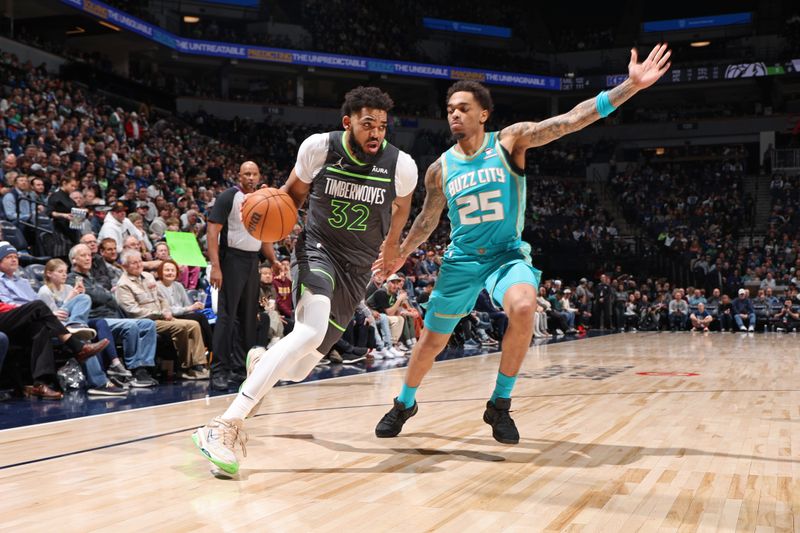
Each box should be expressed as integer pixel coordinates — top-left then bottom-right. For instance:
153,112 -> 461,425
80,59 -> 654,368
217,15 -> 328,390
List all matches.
595,91 -> 617,118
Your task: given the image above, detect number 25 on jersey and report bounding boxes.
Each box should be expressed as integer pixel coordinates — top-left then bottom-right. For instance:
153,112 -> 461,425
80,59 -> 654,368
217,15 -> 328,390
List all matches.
455,190 -> 505,225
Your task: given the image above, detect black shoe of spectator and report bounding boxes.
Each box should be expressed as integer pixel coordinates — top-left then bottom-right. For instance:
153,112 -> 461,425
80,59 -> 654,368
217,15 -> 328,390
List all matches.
229,370 -> 247,385
375,398 -> 418,437
327,349 -> 343,364
483,398 -> 519,444
210,370 -> 231,391
130,368 -> 158,388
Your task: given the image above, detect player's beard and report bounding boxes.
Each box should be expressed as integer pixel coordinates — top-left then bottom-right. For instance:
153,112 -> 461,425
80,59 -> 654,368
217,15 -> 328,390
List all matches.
348,133 -> 382,166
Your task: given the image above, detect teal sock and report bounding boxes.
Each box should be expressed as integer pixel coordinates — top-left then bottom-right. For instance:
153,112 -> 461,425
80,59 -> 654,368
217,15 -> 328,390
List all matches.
397,383 -> 418,409
490,372 -> 517,403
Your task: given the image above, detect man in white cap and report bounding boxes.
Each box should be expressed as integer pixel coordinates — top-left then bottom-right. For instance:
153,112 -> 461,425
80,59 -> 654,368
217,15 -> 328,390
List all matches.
732,288 -> 756,332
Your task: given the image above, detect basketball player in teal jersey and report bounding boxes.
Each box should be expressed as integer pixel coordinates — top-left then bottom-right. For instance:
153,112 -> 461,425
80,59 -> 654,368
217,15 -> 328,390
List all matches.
375,43 -> 672,444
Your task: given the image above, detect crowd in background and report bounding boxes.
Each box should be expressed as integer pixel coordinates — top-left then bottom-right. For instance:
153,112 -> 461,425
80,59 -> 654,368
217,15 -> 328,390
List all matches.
1,41 -> 800,404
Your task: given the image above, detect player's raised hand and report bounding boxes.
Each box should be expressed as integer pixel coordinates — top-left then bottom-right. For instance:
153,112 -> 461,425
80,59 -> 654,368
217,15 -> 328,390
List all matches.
628,43 -> 671,90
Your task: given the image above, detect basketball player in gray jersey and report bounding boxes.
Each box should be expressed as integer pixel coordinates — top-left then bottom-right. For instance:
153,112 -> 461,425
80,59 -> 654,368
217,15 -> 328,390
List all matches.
193,87 -> 418,475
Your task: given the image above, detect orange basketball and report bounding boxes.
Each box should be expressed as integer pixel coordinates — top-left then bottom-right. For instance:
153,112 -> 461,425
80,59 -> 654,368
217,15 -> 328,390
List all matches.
241,188 -> 298,243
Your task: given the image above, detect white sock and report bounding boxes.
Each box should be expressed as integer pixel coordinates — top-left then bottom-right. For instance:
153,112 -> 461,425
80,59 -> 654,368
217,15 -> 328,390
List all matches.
222,293 -> 330,420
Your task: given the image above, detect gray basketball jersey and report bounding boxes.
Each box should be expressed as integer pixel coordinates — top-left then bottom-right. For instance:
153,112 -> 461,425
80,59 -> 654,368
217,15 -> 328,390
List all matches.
303,131 -> 399,268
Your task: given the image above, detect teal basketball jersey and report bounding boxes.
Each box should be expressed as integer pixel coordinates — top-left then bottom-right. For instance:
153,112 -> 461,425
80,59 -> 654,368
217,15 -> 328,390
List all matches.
441,131 -> 526,257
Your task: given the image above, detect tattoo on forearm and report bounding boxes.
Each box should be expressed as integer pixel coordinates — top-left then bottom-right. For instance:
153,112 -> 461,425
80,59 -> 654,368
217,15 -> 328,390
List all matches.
501,78 -> 639,148
401,160 -> 446,254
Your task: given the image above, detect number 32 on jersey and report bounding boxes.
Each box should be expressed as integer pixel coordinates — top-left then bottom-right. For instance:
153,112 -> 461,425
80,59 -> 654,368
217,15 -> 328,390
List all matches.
455,190 -> 504,225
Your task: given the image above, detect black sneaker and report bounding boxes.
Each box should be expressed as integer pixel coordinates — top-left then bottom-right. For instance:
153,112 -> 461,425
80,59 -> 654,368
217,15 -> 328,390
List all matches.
130,368 -> 158,388
327,349 -> 343,364
483,398 -> 519,444
375,398 -> 418,438
107,362 -> 133,378
210,370 -> 231,391
87,382 -> 128,397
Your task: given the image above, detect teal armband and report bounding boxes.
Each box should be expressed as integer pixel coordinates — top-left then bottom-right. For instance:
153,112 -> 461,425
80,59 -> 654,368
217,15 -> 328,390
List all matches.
595,91 -> 616,118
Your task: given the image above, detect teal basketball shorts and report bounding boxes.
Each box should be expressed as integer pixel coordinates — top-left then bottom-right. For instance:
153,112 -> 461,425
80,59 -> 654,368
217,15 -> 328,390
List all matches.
423,249 -> 541,335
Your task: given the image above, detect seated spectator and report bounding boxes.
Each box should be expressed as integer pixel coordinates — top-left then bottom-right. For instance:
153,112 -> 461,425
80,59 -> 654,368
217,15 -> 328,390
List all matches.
558,289 -> 579,334
68,243 -> 159,387
416,280 -> 433,308
123,235 -> 160,271
99,237 -> 124,286
773,299 -> 800,332
272,262 -> 294,334
668,290 -> 689,331
0,243 -> 94,336
752,289 -> 773,330
366,273 -> 412,355
78,233 -> 114,290
690,302 -> 714,332
623,293 -> 639,331
475,288 -> 508,342
98,201 -> 142,253
37,258 -> 126,396
0,299 -> 108,400
154,241 -> 200,290
115,250 -> 208,379
537,286 -> 569,335
732,288 -> 756,332
706,288 -> 721,309
759,272 -> 777,291
127,212 -> 154,252
688,289 -> 706,306
157,259 -> 212,361
765,287 -> 780,308
2,173 -> 35,228
257,263 -> 283,347
717,294 -> 735,332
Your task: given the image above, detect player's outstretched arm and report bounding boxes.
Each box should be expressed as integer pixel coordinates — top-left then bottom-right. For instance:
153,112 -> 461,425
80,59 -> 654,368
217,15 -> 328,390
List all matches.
374,159 -> 447,276
500,43 -> 671,155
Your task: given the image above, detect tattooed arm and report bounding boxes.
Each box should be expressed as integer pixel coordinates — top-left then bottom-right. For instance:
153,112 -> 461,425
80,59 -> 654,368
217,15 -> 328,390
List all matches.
374,159 -> 447,276
500,43 -> 671,163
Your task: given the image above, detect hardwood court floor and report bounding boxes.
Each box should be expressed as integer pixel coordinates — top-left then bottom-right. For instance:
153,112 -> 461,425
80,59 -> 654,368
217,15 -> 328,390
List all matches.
2,332 -> 800,532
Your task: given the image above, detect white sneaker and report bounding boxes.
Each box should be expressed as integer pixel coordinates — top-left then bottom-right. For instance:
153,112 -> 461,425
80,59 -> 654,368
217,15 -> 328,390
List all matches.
245,347 -> 266,418
371,348 -> 387,360
739,326 -> 747,332
192,417 -> 248,475
747,325 -> 755,332
388,346 -> 406,358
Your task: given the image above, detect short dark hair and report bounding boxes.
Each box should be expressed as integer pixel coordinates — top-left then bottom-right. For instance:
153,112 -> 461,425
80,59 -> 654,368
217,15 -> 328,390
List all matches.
446,81 -> 494,112
341,86 -> 394,117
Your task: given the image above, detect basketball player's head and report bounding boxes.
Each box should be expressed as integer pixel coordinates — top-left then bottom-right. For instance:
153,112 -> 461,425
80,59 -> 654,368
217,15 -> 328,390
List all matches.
238,161 -> 261,193
446,81 -> 493,140
341,86 -> 394,165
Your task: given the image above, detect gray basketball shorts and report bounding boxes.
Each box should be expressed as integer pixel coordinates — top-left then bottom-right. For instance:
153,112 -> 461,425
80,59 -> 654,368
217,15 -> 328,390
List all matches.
291,242 -> 372,355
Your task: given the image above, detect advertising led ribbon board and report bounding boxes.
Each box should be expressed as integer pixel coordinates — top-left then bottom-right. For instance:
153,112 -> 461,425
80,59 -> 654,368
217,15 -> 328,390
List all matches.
60,0 -> 561,91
